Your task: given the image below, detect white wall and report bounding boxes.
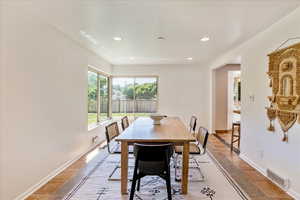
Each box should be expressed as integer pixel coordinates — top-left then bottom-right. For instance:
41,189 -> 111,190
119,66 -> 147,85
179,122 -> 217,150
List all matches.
0,4 -> 112,200
208,7 -> 300,199
0,3 -> 5,198
213,64 -> 240,131
113,65 -> 211,129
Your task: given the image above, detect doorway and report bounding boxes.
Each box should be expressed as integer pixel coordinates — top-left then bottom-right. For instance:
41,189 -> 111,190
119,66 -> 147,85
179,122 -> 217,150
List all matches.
212,64 -> 241,153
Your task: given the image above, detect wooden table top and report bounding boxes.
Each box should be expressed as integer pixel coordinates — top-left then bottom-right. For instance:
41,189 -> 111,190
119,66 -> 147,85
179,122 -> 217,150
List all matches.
115,117 -> 195,143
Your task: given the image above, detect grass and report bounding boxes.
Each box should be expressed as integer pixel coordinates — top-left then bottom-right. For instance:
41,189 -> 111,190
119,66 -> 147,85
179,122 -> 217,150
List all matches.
111,113 -> 151,117
88,112 -> 152,125
88,113 -> 98,125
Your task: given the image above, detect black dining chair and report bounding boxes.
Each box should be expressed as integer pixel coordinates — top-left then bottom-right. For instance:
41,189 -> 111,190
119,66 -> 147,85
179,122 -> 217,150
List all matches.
129,143 -> 174,200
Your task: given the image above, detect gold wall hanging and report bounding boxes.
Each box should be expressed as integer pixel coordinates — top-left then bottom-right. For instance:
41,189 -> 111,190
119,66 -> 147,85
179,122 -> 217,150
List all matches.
266,42 -> 300,142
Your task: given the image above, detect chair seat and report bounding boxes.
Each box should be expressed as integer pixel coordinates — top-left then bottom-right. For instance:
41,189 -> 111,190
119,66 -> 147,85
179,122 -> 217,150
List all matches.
175,143 -> 201,154
113,144 -> 134,154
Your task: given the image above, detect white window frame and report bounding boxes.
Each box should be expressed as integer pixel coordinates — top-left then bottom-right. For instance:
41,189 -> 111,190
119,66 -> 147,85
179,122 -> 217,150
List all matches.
88,66 -> 112,128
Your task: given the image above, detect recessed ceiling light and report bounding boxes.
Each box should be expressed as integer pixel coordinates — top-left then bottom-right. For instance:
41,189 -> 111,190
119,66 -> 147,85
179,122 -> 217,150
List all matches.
186,57 -> 193,61
200,36 -> 210,42
113,37 -> 122,41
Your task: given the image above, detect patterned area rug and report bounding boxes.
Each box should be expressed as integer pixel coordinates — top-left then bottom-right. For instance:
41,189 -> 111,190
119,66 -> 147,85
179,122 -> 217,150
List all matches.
64,148 -> 246,200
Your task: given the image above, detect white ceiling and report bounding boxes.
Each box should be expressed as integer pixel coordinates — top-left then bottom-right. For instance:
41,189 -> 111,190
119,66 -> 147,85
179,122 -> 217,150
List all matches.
26,0 -> 300,65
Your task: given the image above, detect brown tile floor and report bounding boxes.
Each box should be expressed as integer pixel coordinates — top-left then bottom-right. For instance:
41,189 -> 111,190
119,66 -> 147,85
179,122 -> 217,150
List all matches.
208,134 -> 293,200
26,136 -> 293,200
214,132 -> 240,153
25,146 -> 103,200
215,132 -> 233,144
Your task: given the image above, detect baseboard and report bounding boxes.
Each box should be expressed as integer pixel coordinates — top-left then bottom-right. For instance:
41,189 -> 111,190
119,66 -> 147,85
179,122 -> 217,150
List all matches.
14,142 -> 101,200
288,189 -> 300,200
239,153 -> 300,200
239,153 -> 266,175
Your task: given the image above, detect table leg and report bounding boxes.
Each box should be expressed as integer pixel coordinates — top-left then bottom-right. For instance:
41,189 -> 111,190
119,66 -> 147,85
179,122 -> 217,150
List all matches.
121,141 -> 128,194
181,141 -> 190,194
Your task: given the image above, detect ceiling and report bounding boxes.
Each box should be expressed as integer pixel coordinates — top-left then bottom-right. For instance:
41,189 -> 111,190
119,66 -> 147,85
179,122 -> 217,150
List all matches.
25,0 -> 300,65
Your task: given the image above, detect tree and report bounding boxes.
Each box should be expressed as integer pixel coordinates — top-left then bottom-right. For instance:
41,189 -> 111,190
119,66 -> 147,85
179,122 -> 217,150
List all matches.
135,83 -> 157,99
112,80 -> 157,100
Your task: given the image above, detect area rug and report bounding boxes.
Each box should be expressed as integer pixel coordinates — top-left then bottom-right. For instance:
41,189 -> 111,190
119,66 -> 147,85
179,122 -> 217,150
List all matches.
63,147 -> 247,200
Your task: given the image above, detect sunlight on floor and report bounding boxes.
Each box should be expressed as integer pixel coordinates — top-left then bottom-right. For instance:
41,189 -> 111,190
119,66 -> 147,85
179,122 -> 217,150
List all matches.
86,148 -> 100,163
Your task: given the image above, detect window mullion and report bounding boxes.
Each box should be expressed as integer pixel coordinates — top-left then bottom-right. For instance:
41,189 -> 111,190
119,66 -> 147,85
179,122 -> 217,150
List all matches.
133,77 -> 136,118
108,77 -> 112,119
96,73 -> 100,123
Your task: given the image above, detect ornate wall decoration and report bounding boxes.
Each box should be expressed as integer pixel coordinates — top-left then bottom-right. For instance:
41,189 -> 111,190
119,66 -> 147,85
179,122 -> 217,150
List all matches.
277,110 -> 297,142
266,42 -> 300,142
266,108 -> 276,132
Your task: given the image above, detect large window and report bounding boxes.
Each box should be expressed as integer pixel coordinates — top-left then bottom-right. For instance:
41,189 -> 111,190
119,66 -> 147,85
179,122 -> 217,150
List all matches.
88,69 -> 110,126
112,76 -> 158,117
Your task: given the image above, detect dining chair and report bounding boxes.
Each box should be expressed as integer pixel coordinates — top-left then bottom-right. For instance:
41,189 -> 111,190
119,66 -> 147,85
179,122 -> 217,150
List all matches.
174,126 -> 209,182
105,122 -> 120,154
129,143 -> 174,200
121,116 -> 129,131
189,115 -> 197,133
105,122 -> 121,181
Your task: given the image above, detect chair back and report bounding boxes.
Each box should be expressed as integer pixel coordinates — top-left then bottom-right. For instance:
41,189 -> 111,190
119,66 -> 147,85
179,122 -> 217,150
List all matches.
133,143 -> 173,175
134,143 -> 173,162
195,127 -> 209,154
121,116 -> 129,131
189,115 -> 197,133
105,122 -> 120,143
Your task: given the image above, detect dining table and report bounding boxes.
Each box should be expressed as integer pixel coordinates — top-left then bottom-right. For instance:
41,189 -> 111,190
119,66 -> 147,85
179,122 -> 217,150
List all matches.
115,116 -> 195,195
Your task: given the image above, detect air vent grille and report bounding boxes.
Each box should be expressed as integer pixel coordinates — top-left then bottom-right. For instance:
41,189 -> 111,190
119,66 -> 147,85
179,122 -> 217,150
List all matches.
266,169 -> 289,189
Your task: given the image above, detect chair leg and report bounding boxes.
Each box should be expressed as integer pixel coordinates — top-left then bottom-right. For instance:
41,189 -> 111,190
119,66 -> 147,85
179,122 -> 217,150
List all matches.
175,155 -> 206,182
107,143 -> 111,154
129,164 -> 139,200
166,165 -> 172,200
172,153 -> 176,168
174,154 -> 181,182
192,157 -> 204,181
137,178 -> 141,191
107,165 -> 120,181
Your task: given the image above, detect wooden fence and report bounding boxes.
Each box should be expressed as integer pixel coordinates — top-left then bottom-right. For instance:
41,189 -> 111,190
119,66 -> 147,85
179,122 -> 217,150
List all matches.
88,99 -> 157,113
112,99 -> 157,113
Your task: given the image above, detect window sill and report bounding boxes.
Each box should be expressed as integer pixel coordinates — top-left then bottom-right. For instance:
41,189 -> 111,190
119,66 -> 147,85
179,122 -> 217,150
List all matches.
88,118 -> 112,131
88,118 -> 113,131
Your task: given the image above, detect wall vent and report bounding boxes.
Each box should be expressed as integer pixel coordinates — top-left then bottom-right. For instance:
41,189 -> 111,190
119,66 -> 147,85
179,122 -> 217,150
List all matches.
266,169 -> 289,189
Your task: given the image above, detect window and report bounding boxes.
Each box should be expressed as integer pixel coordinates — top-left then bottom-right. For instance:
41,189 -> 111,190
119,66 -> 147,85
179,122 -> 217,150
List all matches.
88,68 -> 110,126
112,76 -> 158,117
99,74 -> 109,120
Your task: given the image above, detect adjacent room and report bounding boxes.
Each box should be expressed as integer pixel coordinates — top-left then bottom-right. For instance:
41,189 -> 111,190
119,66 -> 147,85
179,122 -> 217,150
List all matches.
1,0 -> 300,200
